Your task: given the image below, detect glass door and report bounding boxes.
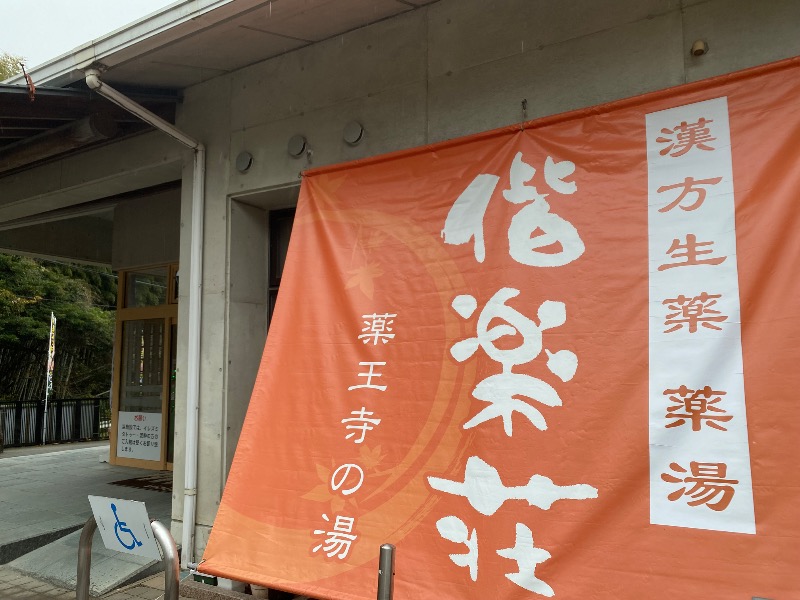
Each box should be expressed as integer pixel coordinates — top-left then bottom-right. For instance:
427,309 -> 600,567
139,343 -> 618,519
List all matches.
117,319 -> 165,462
111,264 -> 178,469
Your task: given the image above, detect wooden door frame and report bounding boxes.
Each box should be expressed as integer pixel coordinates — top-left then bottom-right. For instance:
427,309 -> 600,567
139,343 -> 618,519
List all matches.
110,264 -> 178,470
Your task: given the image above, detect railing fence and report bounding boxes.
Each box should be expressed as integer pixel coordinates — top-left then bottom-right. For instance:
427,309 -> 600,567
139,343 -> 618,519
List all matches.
0,398 -> 109,448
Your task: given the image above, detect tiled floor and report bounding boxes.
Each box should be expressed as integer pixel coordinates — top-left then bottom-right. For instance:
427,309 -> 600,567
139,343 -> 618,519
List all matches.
100,572 -> 177,599
0,566 -> 74,600
0,567 -> 176,600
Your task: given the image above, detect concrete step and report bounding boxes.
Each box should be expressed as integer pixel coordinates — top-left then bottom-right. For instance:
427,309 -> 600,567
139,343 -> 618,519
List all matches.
180,579 -> 312,600
181,579 -> 253,599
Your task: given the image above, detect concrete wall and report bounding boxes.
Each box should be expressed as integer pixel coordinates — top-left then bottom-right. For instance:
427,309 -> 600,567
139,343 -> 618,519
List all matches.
0,132 -> 183,224
170,65 -> 233,553
0,215 -> 113,266
0,165 -> 181,269
4,0 -> 796,560
168,0 -> 800,557
0,130 -> 182,267
112,186 -> 181,270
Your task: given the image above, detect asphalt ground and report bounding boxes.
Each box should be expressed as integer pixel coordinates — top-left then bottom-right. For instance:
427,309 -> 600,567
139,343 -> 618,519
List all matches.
0,440 -> 110,460
0,441 -> 173,599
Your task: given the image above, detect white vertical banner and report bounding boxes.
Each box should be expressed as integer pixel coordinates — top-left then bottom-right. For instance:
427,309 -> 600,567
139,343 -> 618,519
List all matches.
42,311 -> 57,444
46,311 -> 56,394
646,97 -> 755,534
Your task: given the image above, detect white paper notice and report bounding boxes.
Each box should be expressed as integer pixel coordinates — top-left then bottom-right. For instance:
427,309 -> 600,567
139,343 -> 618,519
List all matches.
117,411 -> 162,462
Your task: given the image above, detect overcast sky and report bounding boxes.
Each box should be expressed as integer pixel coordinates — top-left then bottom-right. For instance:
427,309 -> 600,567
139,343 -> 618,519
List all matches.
0,0 -> 178,68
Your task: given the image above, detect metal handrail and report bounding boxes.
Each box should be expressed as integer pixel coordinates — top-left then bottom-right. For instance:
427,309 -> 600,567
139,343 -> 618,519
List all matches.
377,543 -> 395,600
151,520 -> 180,599
76,516 -> 179,600
75,516 -> 96,600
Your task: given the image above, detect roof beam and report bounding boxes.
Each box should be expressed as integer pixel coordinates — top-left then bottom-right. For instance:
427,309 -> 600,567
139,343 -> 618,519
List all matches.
0,113 -> 119,174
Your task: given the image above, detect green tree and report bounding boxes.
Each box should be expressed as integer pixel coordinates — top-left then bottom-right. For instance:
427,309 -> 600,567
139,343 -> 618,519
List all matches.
0,51 -> 24,81
0,255 -> 116,400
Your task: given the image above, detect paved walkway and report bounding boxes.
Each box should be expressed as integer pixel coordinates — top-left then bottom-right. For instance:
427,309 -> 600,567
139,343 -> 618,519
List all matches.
0,568 -> 179,599
0,566 -> 74,599
0,442 -> 174,599
0,440 -> 110,460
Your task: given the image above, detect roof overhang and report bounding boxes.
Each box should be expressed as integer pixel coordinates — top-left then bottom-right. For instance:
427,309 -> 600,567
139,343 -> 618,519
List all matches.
0,0 -> 437,177
4,0 -> 438,90
0,83 -> 177,176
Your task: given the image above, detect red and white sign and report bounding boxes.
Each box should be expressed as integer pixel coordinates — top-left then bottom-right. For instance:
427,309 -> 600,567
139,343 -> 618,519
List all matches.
117,412 -> 161,461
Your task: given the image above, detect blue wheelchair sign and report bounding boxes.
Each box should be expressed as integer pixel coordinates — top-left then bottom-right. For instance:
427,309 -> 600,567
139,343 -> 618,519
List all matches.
88,495 -> 161,560
111,503 -> 143,550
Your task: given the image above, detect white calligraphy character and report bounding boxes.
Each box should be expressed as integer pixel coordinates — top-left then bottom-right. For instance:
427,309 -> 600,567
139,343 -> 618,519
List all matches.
341,407 -> 381,443
358,313 -> 397,345
450,288 -> 578,435
428,456 -> 598,516
312,514 -> 358,559
497,523 -> 554,597
504,153 -> 584,267
441,153 -> 584,267
436,516 -> 478,581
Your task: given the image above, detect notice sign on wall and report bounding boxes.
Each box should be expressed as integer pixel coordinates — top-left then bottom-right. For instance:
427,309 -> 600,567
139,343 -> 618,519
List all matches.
117,412 -> 161,462
201,57 -> 800,600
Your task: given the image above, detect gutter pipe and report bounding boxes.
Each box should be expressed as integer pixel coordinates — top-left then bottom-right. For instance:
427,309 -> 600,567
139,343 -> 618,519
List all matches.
84,68 -> 204,569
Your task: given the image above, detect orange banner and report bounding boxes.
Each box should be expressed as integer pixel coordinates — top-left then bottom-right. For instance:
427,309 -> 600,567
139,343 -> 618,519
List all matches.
201,58 -> 800,599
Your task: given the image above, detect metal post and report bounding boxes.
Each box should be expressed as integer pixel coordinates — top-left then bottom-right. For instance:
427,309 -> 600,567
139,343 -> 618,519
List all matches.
92,399 -> 101,440
74,400 -> 83,441
13,400 -> 22,446
151,520 -> 180,600
75,517 -> 180,600
41,391 -> 49,445
76,516 -> 97,600
55,400 -> 63,443
35,401 -> 44,445
376,543 -> 395,600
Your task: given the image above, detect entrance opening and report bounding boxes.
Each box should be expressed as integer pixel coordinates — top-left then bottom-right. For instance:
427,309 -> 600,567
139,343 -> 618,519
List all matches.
111,264 -> 178,469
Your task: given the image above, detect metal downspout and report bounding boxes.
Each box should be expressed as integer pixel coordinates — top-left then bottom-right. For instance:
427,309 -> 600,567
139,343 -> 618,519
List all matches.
84,68 -> 204,569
